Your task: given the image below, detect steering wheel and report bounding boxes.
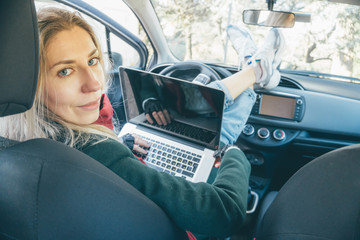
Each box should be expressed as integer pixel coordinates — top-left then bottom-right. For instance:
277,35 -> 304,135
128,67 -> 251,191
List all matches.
159,61 -> 225,83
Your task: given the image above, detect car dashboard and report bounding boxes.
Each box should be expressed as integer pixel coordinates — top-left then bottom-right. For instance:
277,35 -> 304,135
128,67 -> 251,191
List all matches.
149,62 -> 360,199
239,71 -> 360,198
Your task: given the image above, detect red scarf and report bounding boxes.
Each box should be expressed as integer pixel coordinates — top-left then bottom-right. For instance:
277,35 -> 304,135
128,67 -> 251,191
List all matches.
94,94 -> 114,130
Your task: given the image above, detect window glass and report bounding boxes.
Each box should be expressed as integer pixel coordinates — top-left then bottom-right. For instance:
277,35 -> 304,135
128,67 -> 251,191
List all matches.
86,0 -> 146,68
152,0 -> 360,81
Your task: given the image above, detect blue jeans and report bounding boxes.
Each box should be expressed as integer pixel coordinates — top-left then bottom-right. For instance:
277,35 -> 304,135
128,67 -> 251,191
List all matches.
208,81 -> 256,145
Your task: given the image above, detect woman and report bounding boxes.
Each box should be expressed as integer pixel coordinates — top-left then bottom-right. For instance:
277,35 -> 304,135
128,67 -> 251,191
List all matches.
0,7 -> 283,238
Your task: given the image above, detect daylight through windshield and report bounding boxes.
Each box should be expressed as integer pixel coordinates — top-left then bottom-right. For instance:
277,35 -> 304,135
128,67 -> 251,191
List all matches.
152,0 -> 360,81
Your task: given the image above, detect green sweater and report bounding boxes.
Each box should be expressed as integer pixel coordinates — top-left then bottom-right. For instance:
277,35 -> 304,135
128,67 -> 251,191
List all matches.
79,137 -> 251,237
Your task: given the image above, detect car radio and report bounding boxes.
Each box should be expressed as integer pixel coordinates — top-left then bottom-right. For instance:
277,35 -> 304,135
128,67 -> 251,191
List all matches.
251,92 -> 305,121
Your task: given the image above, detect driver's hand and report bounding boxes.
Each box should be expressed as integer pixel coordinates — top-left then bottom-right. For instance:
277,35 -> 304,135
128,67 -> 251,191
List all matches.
144,99 -> 172,126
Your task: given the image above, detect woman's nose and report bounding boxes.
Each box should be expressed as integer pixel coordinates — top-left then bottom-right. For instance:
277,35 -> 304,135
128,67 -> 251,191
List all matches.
81,67 -> 102,93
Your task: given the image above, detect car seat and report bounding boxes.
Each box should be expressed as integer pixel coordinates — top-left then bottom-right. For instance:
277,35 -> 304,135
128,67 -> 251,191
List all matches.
0,1 -> 186,239
255,143 -> 360,240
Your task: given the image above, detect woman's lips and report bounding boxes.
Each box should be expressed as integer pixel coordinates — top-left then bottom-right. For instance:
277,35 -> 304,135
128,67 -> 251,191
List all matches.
78,98 -> 100,111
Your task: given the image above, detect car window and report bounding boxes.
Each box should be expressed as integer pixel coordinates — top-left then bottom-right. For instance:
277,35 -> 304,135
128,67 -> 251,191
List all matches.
35,0 -> 149,69
85,0 -> 152,68
151,0 -> 360,81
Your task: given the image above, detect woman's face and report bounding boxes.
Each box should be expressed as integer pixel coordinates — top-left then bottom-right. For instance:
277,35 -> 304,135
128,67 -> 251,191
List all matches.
44,26 -> 104,125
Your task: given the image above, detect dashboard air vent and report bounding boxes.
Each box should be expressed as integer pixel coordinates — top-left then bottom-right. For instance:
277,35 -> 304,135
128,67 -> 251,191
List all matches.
279,77 -> 303,89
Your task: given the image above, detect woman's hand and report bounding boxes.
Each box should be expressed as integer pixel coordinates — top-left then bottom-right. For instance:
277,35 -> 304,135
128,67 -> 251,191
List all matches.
132,134 -> 150,155
122,133 -> 150,155
144,99 -> 172,126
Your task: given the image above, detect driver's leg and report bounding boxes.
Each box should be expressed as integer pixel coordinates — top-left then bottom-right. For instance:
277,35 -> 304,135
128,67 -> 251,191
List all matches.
207,28 -> 286,144
209,80 -> 256,145
222,27 -> 285,99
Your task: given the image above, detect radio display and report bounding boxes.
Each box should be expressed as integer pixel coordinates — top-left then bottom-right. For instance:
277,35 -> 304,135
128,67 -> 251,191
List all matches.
260,94 -> 296,119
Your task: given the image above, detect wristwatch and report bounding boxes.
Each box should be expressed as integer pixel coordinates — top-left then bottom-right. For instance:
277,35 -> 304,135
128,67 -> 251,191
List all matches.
122,133 -> 135,150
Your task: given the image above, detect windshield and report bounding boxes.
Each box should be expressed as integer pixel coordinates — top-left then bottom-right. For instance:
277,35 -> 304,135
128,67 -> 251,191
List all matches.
151,0 -> 360,81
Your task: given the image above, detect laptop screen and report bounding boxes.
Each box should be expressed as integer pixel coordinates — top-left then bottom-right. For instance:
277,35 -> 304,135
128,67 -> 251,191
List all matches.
118,67 -> 225,149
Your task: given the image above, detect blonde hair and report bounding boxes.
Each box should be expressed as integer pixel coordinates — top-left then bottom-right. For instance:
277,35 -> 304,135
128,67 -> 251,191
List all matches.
0,7 -> 119,147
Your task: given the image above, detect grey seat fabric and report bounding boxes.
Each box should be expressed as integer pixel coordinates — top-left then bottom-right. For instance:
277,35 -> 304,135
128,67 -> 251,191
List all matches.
0,137 -> 18,152
253,191 -> 277,235
256,144 -> 360,240
0,0 -> 38,116
0,0 -> 187,239
0,139 -> 186,240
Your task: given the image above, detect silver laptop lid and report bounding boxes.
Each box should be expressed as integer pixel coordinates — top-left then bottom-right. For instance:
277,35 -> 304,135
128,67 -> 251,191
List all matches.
119,67 -> 225,150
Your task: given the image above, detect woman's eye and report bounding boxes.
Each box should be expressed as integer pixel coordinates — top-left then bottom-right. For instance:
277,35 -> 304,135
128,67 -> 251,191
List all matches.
88,57 -> 99,66
58,68 -> 72,77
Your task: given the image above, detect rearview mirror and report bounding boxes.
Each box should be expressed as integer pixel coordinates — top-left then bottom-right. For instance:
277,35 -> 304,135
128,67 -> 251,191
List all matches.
243,10 -> 295,28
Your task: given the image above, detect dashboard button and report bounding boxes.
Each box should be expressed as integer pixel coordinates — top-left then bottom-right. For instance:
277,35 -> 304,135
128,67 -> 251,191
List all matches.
243,124 -> 255,136
273,129 -> 286,141
257,128 -> 270,139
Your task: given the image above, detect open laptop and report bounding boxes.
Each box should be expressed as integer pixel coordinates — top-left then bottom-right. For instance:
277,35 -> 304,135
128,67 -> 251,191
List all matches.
118,67 -> 225,182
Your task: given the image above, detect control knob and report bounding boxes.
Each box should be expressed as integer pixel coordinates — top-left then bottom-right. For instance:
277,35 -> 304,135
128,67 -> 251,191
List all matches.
257,128 -> 270,139
243,124 -> 255,136
273,129 -> 286,141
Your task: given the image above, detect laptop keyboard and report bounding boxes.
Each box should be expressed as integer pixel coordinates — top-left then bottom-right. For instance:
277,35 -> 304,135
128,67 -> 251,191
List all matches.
145,120 -> 216,143
134,135 -> 202,179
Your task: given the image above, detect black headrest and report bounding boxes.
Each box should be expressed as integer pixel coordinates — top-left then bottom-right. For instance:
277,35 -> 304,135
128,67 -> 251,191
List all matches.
0,0 -> 39,117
